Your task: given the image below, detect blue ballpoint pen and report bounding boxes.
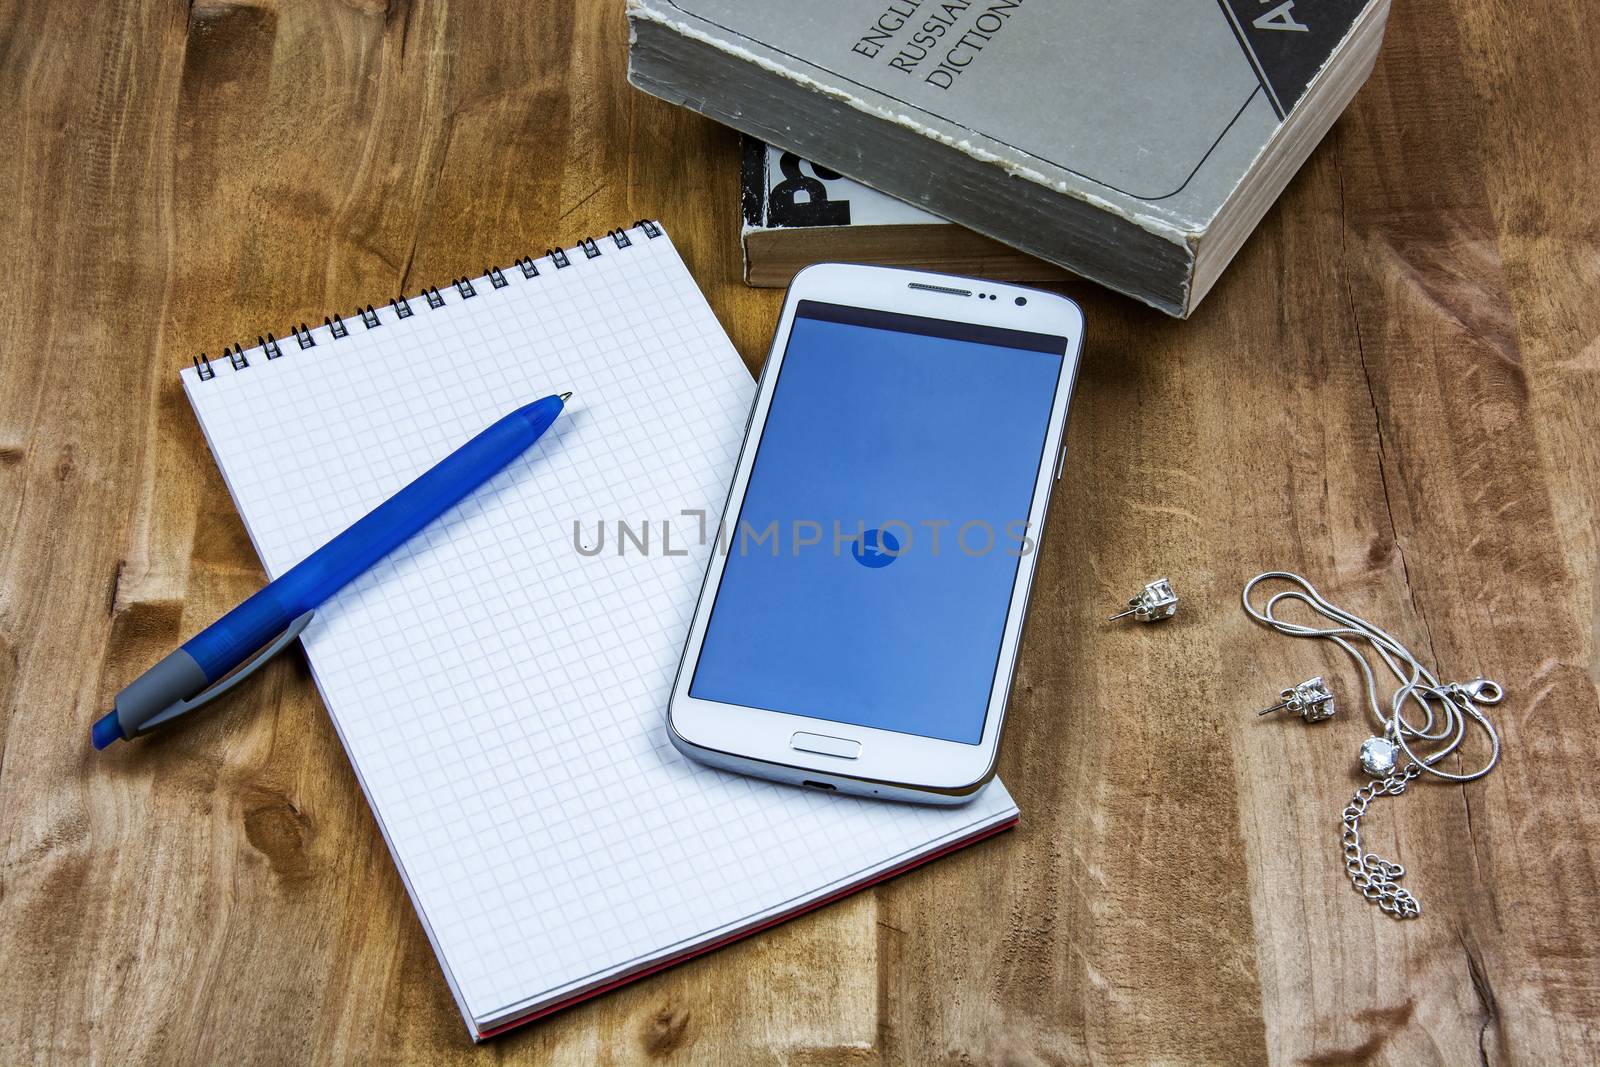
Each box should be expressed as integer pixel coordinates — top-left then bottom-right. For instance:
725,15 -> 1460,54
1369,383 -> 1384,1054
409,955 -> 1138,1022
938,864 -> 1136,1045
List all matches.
91,392 -> 572,750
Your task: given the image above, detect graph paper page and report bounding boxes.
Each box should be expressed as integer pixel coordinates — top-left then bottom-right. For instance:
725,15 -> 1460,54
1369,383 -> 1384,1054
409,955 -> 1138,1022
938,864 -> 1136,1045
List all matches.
180,225 -> 1017,1034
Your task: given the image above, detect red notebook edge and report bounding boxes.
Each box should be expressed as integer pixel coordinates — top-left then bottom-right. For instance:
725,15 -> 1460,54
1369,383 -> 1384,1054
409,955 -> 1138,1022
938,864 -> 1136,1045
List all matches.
475,813 -> 1020,1041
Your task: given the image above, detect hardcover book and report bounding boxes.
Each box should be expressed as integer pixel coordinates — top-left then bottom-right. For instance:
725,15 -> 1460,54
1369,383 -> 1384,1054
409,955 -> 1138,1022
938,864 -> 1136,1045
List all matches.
628,0 -> 1389,317
740,138 -> 1071,287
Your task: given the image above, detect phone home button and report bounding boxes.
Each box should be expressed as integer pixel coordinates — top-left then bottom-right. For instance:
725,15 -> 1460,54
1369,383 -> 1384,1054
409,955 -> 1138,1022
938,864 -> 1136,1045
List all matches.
790,732 -> 862,760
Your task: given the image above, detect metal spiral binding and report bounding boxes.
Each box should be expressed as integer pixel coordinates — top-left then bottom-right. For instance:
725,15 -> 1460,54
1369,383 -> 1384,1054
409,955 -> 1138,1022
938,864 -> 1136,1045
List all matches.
190,219 -> 661,378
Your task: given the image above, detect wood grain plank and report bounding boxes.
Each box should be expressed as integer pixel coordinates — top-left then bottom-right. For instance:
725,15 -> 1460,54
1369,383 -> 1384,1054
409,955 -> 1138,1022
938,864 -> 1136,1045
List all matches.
1446,0 -> 1600,1060
1326,2 -> 1599,1061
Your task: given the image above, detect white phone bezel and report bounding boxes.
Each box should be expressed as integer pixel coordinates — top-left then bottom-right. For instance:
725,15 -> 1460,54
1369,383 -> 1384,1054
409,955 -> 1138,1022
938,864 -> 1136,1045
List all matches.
667,263 -> 1083,799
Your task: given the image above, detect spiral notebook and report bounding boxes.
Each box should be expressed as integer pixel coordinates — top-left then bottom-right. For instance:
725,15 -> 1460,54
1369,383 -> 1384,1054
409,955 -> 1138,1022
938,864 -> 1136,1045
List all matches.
178,221 -> 1020,1040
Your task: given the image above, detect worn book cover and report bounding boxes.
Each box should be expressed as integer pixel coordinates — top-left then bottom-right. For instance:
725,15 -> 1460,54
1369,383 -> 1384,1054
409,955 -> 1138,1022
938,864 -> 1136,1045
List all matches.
629,0 -> 1388,316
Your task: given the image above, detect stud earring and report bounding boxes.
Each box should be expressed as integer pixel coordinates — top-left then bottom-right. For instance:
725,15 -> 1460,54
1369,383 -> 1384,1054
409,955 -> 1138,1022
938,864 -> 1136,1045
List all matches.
1256,676 -> 1336,722
1108,578 -> 1178,622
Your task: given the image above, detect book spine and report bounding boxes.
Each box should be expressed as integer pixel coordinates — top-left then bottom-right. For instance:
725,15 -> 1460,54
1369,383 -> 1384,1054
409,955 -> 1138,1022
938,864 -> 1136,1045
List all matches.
739,135 -> 767,230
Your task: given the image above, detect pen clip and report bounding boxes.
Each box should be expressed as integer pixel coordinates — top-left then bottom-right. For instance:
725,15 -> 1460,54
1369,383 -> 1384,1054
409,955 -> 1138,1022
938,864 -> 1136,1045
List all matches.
135,610 -> 316,736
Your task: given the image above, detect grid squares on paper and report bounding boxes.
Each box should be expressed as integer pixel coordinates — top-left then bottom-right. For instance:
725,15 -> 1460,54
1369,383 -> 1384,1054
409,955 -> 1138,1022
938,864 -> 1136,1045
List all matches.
179,227 -> 1018,1030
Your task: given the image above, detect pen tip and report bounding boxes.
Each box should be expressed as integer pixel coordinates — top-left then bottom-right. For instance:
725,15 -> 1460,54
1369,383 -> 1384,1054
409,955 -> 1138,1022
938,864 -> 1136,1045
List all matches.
91,711 -> 123,750
558,391 -> 573,402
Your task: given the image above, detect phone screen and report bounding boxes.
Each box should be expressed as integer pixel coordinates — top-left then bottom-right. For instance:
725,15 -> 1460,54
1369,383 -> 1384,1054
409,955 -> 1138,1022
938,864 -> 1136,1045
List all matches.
688,300 -> 1067,744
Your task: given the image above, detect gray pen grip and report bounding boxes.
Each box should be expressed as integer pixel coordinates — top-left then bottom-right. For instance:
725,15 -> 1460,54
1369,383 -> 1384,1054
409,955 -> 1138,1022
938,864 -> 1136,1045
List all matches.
115,649 -> 207,736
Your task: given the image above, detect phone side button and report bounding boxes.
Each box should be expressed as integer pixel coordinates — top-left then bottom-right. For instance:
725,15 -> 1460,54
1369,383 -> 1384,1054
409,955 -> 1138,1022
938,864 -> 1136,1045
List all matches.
790,732 -> 863,759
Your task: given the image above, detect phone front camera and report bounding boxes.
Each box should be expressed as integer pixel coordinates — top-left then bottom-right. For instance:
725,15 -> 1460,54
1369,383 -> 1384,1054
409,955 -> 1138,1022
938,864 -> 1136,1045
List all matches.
1014,296 -> 1027,306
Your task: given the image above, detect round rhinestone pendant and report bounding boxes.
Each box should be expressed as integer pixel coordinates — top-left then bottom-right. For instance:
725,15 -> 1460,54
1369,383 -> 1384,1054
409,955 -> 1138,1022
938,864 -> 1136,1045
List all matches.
1359,736 -> 1399,777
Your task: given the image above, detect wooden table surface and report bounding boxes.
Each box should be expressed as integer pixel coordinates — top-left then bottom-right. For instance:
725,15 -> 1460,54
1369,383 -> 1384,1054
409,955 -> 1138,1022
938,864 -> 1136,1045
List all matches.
5,1 -> 1598,1063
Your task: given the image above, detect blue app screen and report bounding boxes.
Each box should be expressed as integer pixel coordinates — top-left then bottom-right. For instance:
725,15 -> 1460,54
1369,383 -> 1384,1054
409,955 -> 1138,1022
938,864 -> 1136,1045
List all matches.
689,301 -> 1066,744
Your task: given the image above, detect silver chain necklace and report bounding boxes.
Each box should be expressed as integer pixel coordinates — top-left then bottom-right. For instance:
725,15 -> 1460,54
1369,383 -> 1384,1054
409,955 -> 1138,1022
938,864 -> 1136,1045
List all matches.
1243,572 -> 1504,919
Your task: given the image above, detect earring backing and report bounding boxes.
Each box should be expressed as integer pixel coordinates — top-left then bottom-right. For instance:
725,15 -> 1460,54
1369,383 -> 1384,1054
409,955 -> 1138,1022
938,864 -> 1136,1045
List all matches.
1108,578 -> 1178,623
1257,676 -> 1336,722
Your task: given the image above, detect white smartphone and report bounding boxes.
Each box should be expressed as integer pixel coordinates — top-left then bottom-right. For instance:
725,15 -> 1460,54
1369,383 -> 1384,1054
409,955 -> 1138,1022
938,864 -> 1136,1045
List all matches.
667,263 -> 1083,804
